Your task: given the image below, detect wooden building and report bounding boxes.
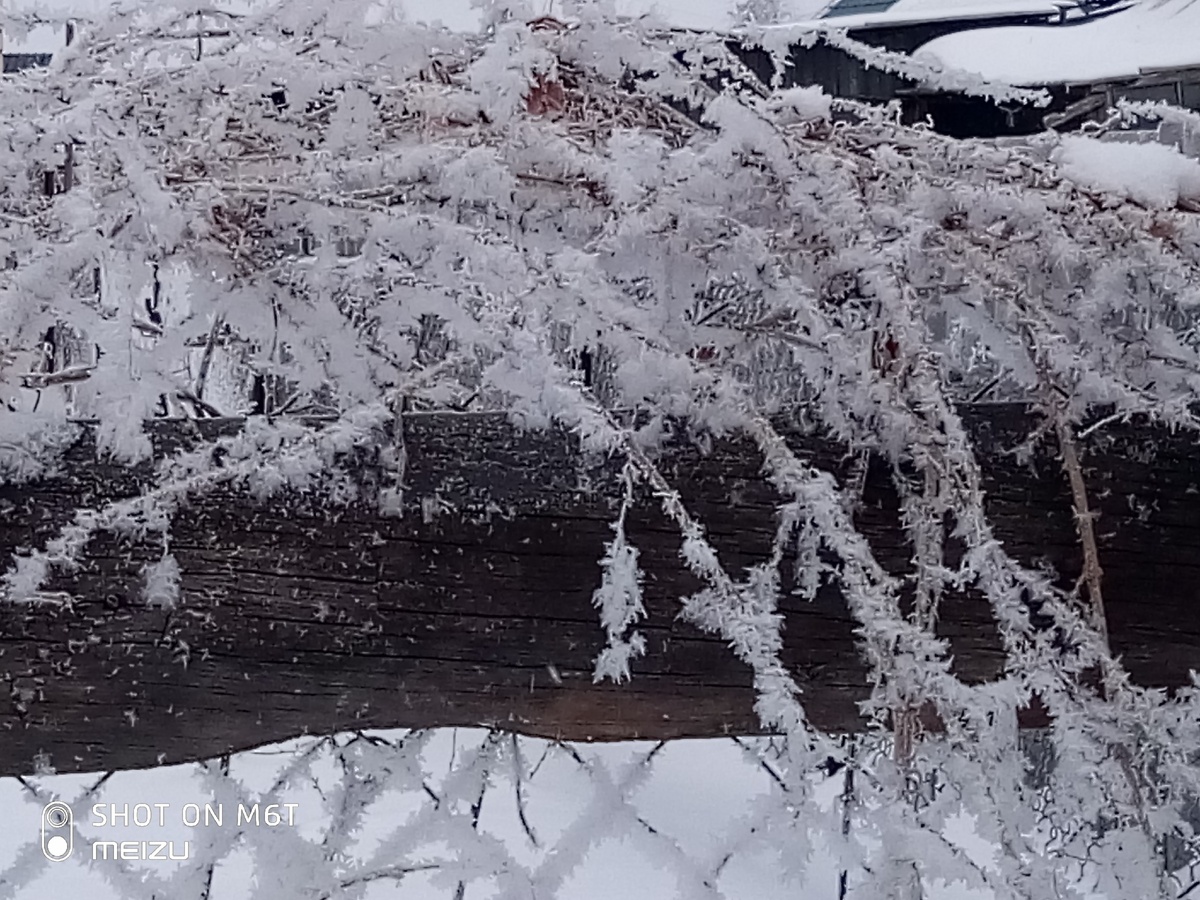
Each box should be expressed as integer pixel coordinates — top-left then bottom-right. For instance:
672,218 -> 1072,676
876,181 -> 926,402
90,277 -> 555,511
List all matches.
2,52 -> 51,73
911,0 -> 1200,138
729,0 -> 1199,139
751,0 -> 1122,103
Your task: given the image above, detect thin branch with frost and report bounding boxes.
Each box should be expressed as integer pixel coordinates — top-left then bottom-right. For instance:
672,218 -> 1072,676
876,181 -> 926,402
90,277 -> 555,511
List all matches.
591,460 -> 648,683
577,390 -> 814,744
1,358 -> 457,603
746,23 -> 1049,106
1052,414 -> 1108,647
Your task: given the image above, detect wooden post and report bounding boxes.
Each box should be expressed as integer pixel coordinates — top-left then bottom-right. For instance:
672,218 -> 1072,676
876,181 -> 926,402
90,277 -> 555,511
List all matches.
0,406 -> 1198,776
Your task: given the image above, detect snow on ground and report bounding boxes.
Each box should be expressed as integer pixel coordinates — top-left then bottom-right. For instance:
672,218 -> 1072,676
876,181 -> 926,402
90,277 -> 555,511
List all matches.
0,729 -> 995,899
915,0 -> 1200,85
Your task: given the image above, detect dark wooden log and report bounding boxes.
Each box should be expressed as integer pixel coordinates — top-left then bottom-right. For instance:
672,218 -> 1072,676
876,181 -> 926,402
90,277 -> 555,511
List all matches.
0,406 -> 1197,777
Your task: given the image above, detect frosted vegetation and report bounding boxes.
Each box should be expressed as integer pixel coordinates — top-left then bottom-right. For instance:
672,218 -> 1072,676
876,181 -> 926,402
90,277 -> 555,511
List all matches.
2,0 -> 1200,896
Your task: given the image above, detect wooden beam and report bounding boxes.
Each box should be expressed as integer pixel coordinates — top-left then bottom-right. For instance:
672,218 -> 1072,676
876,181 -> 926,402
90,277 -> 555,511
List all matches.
1,406 -> 1198,777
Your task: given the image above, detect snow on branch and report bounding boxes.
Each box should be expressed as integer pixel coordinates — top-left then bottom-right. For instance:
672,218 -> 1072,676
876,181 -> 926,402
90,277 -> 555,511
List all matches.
746,22 -> 1050,106
590,461 -> 648,683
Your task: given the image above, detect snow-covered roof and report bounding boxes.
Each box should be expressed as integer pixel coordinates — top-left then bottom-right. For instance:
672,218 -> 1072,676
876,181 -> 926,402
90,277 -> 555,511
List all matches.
2,24 -> 68,55
777,0 -> 1070,31
915,0 -> 1200,86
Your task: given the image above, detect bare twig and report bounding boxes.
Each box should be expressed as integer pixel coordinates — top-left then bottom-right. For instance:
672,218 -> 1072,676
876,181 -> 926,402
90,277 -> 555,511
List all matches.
509,733 -> 540,848
19,364 -> 95,388
193,314 -> 226,404
1053,415 -> 1108,648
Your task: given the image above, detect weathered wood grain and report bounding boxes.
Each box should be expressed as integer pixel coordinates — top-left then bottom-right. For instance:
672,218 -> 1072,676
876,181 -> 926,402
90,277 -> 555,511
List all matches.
0,406 -> 1197,776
